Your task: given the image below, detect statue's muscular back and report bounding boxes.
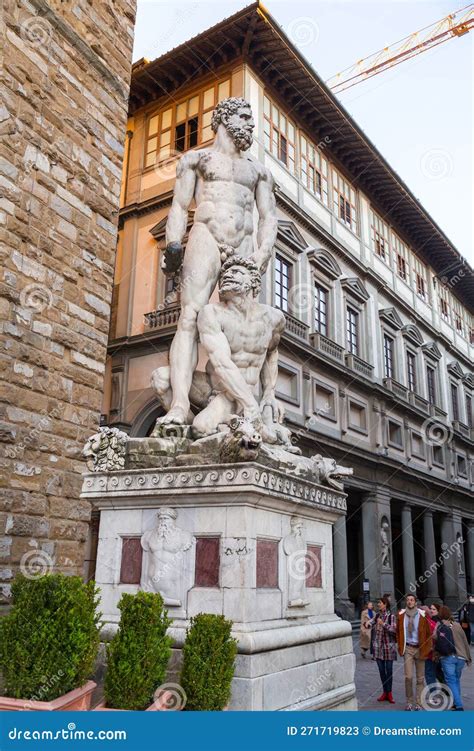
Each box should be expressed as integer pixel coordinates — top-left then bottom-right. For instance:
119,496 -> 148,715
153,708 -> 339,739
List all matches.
189,148 -> 269,252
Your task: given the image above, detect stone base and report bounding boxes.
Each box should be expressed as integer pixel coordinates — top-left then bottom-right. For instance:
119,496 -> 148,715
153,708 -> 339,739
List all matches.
82,462 -> 356,711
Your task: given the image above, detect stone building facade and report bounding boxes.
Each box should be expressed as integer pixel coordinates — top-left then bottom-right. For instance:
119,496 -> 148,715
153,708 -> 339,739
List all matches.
0,0 -> 136,599
104,4 -> 473,614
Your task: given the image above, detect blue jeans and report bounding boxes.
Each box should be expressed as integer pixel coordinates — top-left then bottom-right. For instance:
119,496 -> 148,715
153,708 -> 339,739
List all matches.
440,655 -> 466,708
424,659 -> 437,689
376,658 -> 394,693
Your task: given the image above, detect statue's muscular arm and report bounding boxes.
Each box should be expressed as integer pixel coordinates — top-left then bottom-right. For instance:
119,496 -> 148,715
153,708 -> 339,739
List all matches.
197,305 -> 260,419
165,150 -> 200,247
254,165 -> 277,274
260,310 -> 285,419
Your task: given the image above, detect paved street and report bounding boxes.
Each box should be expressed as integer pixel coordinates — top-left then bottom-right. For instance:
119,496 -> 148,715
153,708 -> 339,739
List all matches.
353,636 -> 474,711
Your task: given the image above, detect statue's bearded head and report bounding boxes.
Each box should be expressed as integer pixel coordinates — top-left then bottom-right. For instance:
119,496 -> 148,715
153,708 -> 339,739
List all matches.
156,507 -> 177,536
219,256 -> 261,299
211,97 -> 254,151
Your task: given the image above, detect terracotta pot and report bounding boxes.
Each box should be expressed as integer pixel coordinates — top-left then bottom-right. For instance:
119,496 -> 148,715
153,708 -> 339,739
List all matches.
0,681 -> 96,711
94,690 -> 177,712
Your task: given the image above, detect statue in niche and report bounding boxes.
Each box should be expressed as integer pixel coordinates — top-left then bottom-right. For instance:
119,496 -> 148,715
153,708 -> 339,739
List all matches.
283,516 -> 310,608
456,532 -> 464,576
156,97 -> 278,427
140,507 -> 195,606
380,517 -> 391,570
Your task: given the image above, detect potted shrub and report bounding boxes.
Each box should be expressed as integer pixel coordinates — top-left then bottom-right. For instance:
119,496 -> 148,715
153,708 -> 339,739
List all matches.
0,573 -> 100,710
180,613 -> 237,711
96,591 -> 173,711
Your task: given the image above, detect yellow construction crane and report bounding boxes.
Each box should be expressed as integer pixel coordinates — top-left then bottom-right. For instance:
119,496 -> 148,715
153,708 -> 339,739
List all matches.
327,4 -> 474,94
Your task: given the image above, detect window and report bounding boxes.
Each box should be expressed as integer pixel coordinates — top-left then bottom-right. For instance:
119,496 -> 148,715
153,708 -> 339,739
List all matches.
314,284 -> 328,336
413,258 -> 428,301
383,334 -> 394,379
145,78 -> 231,166
346,307 -> 359,355
263,96 -> 295,172
313,380 -> 336,420
300,135 -> 328,204
407,351 -> 417,392
426,365 -> 436,405
274,255 -> 291,312
466,395 -> 472,429
452,298 -> 465,337
457,455 -> 467,477
392,233 -> 410,283
332,169 -> 358,233
439,286 -> 450,322
371,210 -> 390,262
451,383 -> 459,421
432,444 -> 444,467
348,399 -> 368,433
388,420 -> 403,448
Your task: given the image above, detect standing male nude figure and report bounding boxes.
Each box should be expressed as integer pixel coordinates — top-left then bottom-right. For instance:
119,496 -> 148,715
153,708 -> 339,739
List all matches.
158,97 -> 278,425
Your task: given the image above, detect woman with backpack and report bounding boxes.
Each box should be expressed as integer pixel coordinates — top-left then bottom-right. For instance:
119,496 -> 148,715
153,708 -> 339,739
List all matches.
434,605 -> 471,711
372,596 -> 397,703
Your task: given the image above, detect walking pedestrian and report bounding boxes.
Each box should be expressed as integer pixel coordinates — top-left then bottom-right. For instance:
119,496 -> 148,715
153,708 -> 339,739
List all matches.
397,593 -> 432,711
429,603 -> 441,622
372,596 -> 397,704
469,595 -> 474,646
434,605 -> 471,711
360,601 -> 374,659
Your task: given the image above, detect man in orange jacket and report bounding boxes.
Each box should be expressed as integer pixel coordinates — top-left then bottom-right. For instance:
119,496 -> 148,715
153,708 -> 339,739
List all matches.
397,593 -> 433,710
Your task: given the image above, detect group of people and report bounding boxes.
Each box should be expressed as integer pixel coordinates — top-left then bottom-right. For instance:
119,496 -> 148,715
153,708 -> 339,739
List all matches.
360,594 -> 472,711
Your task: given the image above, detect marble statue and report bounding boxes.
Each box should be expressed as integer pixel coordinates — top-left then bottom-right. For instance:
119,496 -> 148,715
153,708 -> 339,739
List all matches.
152,256 -> 296,450
83,426 -> 128,472
283,517 -> 310,608
380,517 -> 391,569
456,532 -> 464,575
141,507 -> 195,606
157,97 -> 278,426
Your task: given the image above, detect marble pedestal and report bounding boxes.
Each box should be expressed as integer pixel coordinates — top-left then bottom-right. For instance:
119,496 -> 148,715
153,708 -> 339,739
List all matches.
81,462 -> 356,711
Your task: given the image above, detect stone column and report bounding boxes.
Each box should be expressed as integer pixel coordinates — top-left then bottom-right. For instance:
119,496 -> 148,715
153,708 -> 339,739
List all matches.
440,513 -> 458,609
401,504 -> 417,595
361,488 -> 394,602
452,512 -> 467,604
466,521 -> 474,595
333,515 -> 353,618
422,510 -> 439,598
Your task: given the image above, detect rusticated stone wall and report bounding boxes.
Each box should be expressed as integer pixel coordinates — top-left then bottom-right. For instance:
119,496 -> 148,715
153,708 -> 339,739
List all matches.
0,0 -> 136,599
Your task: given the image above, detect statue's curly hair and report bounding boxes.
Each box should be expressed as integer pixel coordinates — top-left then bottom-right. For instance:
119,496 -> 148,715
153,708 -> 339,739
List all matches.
211,97 -> 251,133
220,255 -> 261,297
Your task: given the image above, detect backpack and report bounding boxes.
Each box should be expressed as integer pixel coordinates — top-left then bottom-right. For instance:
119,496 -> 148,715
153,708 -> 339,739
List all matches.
436,623 -> 456,656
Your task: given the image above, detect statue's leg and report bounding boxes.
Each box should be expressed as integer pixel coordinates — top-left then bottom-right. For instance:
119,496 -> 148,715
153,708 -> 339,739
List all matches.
192,393 -> 234,437
158,224 -> 220,425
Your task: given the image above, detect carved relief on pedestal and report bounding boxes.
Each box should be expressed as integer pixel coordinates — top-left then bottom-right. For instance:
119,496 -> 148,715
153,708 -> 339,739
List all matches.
456,532 -> 464,576
140,507 -> 195,607
283,516 -> 311,608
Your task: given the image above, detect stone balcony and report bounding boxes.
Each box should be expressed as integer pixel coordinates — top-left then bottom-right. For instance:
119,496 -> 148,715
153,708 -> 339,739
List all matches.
345,353 -> 373,379
283,311 -> 309,341
383,377 -> 409,401
144,304 -> 181,330
409,392 -> 430,413
310,332 -> 345,363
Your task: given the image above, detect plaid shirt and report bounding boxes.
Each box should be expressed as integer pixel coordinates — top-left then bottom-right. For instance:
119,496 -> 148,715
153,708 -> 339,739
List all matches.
371,611 -> 397,660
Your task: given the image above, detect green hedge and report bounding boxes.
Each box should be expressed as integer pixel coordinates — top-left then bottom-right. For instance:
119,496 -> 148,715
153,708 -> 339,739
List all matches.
0,573 -> 101,701
104,591 -> 172,710
180,613 -> 237,710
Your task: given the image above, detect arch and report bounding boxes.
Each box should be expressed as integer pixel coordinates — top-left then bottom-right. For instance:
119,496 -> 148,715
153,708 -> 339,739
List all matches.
306,247 -> 342,280
401,324 -> 424,347
130,400 -> 165,437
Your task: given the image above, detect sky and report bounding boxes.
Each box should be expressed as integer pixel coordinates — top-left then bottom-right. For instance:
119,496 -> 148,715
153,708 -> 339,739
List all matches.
132,0 -> 473,266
